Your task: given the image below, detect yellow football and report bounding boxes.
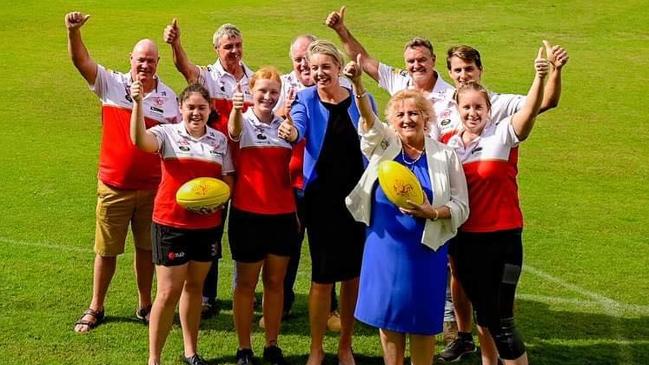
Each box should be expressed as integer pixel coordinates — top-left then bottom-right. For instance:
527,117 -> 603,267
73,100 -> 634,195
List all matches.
176,177 -> 230,213
377,160 -> 425,209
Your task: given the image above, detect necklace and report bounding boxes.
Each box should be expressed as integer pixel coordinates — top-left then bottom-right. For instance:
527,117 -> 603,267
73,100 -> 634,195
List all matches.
401,148 -> 425,169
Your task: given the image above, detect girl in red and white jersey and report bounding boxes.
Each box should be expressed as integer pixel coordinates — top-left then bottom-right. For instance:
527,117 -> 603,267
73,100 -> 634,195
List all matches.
131,82 -> 234,365
227,67 -> 296,364
446,49 -> 550,365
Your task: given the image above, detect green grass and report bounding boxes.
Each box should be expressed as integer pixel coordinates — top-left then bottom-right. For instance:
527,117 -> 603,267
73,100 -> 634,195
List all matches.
0,0 -> 648,364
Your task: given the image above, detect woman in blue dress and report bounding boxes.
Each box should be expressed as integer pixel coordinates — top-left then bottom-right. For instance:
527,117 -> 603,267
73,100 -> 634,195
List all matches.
343,59 -> 470,365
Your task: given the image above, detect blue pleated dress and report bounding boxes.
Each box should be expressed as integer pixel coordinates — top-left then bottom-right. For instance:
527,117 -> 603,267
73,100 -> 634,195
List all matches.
354,153 -> 449,335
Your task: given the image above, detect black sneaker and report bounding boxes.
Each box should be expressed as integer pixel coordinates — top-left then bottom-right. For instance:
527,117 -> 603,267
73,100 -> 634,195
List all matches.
263,345 -> 289,365
183,353 -> 209,365
201,299 -> 221,319
438,335 -> 477,362
236,348 -> 254,365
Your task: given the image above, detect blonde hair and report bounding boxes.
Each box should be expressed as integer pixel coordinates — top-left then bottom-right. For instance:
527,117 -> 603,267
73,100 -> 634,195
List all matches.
307,39 -> 344,68
386,89 -> 435,129
249,66 -> 282,90
454,81 -> 492,110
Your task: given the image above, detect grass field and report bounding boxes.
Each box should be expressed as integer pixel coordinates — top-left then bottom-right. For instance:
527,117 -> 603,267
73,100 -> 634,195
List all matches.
0,0 -> 648,364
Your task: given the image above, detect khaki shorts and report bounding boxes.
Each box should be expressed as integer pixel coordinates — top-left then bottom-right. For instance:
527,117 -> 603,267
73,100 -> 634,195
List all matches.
94,180 -> 156,256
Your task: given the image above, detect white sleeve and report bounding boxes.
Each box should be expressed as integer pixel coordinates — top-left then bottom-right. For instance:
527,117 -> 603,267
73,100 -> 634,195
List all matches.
89,65 -> 113,99
148,125 -> 167,154
491,93 -> 525,122
496,116 -> 521,147
377,63 -> 410,96
222,141 -> 235,174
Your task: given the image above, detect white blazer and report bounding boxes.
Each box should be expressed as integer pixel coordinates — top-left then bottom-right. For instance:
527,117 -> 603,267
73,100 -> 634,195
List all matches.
346,115 -> 469,251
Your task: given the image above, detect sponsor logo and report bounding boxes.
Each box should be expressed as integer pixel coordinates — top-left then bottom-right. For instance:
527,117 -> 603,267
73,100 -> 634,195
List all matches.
178,145 -> 190,152
150,106 -> 164,114
440,119 -> 451,126
471,146 -> 483,155
167,251 -> 185,261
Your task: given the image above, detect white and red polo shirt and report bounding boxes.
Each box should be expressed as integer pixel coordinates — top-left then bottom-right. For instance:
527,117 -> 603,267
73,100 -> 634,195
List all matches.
198,60 -> 254,134
231,109 -> 294,215
377,62 -> 454,133
436,90 -> 525,144
149,123 -> 234,229
446,117 -> 523,233
90,65 -> 180,190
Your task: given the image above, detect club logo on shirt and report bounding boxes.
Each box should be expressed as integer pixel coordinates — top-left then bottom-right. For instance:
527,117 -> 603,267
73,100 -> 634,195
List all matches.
153,97 -> 165,107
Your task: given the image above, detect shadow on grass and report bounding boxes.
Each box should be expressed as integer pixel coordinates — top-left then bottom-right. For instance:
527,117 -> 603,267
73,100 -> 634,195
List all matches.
199,294 -> 380,338
206,353 -> 383,365
516,299 -> 649,364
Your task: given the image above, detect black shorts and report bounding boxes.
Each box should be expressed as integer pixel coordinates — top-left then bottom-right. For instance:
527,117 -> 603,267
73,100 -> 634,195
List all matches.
152,223 -> 222,266
227,207 -> 299,263
453,229 -> 523,328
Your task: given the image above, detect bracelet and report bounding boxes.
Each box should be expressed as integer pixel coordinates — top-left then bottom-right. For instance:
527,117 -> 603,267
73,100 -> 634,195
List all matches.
431,209 -> 439,221
355,90 -> 367,98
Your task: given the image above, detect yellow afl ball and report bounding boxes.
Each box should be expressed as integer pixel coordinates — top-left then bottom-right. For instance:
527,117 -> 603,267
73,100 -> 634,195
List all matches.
377,160 -> 424,209
176,177 -> 230,213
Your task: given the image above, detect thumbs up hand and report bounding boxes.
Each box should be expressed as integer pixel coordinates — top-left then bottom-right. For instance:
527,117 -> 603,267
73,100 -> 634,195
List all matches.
232,82 -> 245,111
65,12 -> 90,30
535,46 -> 550,79
325,6 -> 346,32
343,53 -> 364,83
543,40 -> 569,70
163,18 -> 180,45
130,79 -> 144,102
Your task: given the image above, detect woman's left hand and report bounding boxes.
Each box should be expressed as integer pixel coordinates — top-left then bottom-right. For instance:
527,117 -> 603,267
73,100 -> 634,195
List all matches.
399,194 -> 437,220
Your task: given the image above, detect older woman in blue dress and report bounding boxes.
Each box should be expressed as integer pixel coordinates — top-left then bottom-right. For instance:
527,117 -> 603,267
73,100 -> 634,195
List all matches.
343,57 -> 469,365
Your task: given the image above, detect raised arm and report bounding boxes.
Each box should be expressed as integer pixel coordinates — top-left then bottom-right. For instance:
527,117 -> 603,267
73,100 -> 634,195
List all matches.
343,54 -> 376,132
65,12 -> 98,85
511,47 -> 550,141
325,6 -> 380,82
130,80 -> 160,153
278,88 -> 299,143
539,40 -> 569,113
228,82 -> 245,139
163,18 -> 200,83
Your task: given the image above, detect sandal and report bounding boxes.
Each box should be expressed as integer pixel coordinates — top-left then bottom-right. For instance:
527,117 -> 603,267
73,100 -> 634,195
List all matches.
136,304 -> 152,325
74,308 -> 105,333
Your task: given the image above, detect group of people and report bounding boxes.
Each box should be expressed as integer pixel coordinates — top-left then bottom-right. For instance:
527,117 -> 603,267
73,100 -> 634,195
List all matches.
66,5 -> 568,365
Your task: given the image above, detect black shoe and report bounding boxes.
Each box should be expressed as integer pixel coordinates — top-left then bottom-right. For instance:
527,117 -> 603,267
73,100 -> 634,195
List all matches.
201,299 -> 221,319
236,348 -> 254,365
263,345 -> 289,365
438,335 -> 477,362
183,353 -> 209,365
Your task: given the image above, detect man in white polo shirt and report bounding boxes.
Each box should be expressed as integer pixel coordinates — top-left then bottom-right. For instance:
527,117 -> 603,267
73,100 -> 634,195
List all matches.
326,6 -> 454,127
163,19 -> 254,319
66,11 -> 179,333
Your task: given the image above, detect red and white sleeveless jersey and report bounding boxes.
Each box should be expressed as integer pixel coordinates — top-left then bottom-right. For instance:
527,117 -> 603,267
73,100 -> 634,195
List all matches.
149,123 -> 234,229
231,109 -> 295,214
198,60 -> 254,134
446,117 -> 523,232
90,65 -> 180,190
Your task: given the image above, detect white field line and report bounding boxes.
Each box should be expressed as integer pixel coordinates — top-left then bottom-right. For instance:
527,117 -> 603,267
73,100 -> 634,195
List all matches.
0,236 -> 91,253
523,265 -> 649,316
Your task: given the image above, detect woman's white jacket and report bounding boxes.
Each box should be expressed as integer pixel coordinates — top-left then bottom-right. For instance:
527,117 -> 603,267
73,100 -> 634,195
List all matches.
345,115 -> 470,251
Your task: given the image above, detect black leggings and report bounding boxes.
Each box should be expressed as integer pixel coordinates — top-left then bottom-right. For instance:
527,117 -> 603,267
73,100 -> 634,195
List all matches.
453,229 -> 526,360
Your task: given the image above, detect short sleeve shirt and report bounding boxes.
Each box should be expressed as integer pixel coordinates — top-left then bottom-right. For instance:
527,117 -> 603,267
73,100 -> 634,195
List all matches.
231,109 -> 295,214
446,117 -> 523,232
198,60 -> 254,134
90,65 -> 180,189
149,123 -> 234,229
